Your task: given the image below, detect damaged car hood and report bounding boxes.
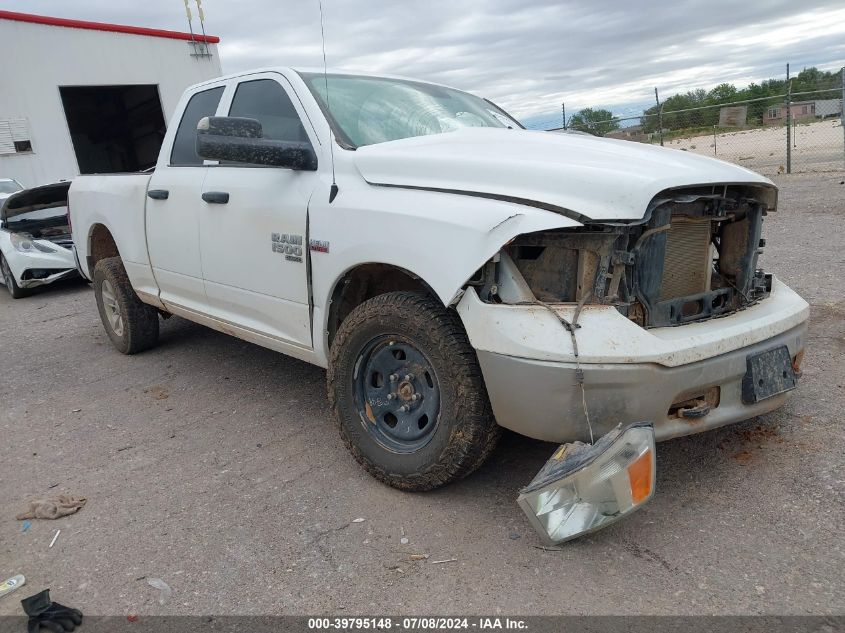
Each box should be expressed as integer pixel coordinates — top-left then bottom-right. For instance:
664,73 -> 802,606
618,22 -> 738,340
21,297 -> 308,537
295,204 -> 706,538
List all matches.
1,181 -> 71,222
353,128 -> 775,222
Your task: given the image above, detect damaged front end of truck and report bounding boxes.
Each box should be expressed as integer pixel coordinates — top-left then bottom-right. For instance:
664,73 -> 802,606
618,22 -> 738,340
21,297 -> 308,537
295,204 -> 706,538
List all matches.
473,183 -> 775,328
458,182 -> 806,544
349,123 -> 807,544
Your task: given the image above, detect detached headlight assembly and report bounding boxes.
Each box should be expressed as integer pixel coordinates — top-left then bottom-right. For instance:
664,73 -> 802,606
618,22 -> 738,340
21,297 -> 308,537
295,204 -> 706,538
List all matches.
10,233 -> 55,253
518,423 -> 656,544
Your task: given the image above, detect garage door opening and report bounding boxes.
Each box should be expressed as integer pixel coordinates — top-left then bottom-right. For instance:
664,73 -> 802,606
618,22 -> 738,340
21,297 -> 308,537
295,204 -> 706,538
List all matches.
59,85 -> 166,174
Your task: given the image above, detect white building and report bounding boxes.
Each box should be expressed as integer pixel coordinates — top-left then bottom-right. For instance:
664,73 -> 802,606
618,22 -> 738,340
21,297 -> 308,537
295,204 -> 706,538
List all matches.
0,10 -> 222,187
814,99 -> 842,119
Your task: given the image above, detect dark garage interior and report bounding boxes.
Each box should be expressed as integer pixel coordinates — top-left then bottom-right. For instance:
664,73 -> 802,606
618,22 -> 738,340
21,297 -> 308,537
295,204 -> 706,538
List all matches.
59,84 -> 166,174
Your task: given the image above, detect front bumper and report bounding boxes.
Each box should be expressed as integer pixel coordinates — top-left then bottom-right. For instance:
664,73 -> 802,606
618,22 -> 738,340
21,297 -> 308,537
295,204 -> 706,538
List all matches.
458,277 -> 809,443
19,268 -> 78,288
479,323 -> 805,443
1,239 -> 78,289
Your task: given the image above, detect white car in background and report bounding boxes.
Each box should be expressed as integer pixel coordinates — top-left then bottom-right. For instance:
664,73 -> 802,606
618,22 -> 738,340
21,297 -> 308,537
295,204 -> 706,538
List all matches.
0,178 -> 24,202
0,181 -> 77,299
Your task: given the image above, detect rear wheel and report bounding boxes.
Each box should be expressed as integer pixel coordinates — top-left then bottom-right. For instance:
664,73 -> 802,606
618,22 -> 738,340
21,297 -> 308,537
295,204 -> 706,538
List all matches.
0,253 -> 29,299
327,291 -> 500,491
93,257 -> 159,354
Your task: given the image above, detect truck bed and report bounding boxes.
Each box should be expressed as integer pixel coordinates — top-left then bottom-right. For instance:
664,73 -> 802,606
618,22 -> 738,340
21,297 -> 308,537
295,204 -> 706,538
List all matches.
70,172 -> 157,299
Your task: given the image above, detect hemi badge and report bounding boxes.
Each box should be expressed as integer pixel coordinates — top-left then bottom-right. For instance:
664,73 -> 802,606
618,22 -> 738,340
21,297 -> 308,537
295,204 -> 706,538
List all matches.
309,239 -> 330,253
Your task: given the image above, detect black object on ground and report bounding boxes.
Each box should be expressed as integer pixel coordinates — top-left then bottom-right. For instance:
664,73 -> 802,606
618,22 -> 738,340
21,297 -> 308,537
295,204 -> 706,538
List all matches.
21,589 -> 83,632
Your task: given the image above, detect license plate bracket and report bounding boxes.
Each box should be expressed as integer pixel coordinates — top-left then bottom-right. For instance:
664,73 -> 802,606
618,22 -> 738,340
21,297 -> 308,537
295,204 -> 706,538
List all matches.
741,345 -> 797,404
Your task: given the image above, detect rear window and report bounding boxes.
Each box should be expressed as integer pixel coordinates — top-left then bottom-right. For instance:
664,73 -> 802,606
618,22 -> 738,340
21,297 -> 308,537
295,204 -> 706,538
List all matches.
170,86 -> 224,166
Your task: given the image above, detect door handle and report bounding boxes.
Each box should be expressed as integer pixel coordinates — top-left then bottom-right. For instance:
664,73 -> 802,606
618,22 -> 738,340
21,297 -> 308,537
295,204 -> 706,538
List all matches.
202,191 -> 229,204
147,189 -> 169,200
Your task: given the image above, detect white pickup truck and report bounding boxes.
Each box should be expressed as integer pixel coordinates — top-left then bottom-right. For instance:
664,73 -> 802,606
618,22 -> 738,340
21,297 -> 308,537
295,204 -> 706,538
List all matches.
70,68 -> 809,542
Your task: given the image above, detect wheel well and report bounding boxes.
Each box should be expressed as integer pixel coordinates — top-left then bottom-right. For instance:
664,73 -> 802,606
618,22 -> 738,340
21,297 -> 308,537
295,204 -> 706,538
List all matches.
88,224 -> 120,276
327,264 -> 436,348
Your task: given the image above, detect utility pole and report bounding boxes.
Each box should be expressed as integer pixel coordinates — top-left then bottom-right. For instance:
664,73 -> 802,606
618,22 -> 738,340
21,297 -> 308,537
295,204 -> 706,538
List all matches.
841,67 -> 845,170
562,103 -> 566,130
785,63 -> 792,174
654,87 -> 664,147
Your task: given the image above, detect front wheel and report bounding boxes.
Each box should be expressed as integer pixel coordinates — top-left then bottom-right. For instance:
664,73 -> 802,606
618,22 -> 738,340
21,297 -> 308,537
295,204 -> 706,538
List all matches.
327,291 -> 500,491
0,252 -> 29,299
93,257 -> 159,354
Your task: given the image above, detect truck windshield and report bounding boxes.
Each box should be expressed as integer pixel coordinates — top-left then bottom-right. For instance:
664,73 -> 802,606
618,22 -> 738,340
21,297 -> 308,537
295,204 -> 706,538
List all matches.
298,72 -> 520,149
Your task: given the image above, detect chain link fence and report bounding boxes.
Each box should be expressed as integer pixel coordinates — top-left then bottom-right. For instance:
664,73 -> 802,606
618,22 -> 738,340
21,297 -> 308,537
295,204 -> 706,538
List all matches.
551,69 -> 845,177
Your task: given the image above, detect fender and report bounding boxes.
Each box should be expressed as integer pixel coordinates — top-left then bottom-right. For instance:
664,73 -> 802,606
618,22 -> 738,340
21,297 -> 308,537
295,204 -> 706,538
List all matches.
308,182 -> 581,364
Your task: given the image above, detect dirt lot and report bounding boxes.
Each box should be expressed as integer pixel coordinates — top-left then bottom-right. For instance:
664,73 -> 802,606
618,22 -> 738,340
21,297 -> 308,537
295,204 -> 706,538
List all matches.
668,119 -> 845,176
0,172 -> 843,616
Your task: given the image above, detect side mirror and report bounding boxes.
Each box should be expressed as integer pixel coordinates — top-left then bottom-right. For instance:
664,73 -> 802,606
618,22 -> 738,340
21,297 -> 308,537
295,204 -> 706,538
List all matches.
196,116 -> 318,171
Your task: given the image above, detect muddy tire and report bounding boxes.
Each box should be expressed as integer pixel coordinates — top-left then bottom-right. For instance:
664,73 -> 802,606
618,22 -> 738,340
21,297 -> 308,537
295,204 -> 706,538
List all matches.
327,291 -> 501,491
93,257 -> 159,354
0,253 -> 30,299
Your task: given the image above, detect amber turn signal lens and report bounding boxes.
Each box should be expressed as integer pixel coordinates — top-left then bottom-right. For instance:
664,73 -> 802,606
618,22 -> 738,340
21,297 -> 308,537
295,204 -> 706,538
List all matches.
627,449 -> 654,505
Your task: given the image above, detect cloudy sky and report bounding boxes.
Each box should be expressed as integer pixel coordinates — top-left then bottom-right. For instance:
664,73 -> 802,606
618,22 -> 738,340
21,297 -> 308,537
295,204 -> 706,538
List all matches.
4,0 -> 845,127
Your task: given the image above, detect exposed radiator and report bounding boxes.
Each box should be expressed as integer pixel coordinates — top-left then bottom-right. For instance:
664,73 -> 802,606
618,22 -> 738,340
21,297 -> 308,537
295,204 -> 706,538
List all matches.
659,216 -> 712,301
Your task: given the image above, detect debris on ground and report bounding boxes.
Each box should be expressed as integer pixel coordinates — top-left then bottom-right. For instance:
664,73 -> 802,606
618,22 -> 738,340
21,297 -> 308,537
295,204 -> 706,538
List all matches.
49,529 -> 61,548
733,450 -> 754,463
0,575 -> 26,600
146,578 -> 172,605
144,386 -> 170,400
15,495 -> 87,520
409,554 -> 429,561
21,589 -> 83,631
20,520 -> 31,533
430,558 -> 457,565
351,517 -> 365,523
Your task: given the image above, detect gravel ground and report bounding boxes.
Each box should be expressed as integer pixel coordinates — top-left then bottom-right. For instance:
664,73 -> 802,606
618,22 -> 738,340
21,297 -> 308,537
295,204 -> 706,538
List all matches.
0,172 -> 843,616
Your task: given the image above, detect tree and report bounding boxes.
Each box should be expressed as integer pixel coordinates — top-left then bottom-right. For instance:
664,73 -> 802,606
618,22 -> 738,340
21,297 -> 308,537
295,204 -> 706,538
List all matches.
569,108 -> 619,136
632,66 -> 838,133
708,83 -> 738,103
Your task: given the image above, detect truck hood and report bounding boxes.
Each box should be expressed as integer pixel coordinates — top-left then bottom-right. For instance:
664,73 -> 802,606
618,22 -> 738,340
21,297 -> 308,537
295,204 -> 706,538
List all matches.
353,128 -> 775,222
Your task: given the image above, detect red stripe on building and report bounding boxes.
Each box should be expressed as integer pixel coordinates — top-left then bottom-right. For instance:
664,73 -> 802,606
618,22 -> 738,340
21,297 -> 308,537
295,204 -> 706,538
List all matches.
0,10 -> 220,43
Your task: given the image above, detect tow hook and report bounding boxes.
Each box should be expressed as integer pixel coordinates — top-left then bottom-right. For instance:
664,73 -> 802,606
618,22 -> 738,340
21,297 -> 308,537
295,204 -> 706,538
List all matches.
678,400 -> 711,419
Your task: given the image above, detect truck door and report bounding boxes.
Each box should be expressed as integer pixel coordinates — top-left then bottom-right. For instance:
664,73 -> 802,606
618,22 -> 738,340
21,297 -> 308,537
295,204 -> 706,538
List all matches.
146,85 -> 225,313
198,74 -> 317,349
